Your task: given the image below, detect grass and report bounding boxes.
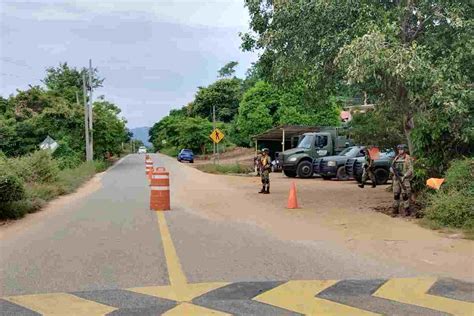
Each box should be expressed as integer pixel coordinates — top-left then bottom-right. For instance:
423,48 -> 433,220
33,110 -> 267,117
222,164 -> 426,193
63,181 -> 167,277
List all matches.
160,147 -> 179,157
419,217 -> 474,240
196,163 -> 253,175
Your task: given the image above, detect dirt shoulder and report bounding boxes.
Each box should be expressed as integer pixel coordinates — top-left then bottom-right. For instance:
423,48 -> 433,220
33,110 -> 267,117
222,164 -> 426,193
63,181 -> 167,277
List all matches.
167,155 -> 474,281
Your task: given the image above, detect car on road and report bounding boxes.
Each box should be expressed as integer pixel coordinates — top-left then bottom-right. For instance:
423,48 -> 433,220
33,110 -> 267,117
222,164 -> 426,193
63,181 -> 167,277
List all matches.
313,146 -> 366,180
138,146 -> 147,154
177,149 -> 194,163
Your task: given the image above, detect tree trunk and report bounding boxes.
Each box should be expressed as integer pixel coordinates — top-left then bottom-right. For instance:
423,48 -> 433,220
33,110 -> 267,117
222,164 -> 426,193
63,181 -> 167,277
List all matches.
404,114 -> 415,155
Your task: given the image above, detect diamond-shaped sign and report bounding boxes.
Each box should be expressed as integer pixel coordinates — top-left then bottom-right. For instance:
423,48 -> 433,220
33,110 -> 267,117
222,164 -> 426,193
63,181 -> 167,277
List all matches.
210,128 -> 224,144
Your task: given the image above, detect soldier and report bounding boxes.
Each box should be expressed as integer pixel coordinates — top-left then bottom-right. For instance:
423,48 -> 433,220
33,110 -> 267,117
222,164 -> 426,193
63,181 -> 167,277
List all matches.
259,148 -> 271,194
390,144 -> 414,216
358,147 -> 376,188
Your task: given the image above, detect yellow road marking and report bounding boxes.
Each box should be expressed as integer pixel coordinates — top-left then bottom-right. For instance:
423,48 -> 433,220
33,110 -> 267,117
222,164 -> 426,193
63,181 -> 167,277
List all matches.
254,280 -> 379,316
4,292 -> 116,316
374,277 -> 474,316
129,282 -> 229,302
162,302 -> 231,316
157,212 -> 188,287
152,212 -> 230,303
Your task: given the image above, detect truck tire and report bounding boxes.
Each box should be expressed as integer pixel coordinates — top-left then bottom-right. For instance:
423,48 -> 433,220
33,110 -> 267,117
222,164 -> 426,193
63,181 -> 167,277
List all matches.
374,168 -> 389,185
284,170 -> 297,177
336,166 -> 349,181
297,161 -> 313,178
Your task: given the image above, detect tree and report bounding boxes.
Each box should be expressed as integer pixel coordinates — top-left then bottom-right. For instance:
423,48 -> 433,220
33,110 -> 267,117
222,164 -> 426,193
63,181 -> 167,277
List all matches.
189,78 -> 243,123
43,62 -> 104,104
92,100 -> 129,158
218,61 -> 239,78
234,81 -> 275,146
243,0 -> 473,177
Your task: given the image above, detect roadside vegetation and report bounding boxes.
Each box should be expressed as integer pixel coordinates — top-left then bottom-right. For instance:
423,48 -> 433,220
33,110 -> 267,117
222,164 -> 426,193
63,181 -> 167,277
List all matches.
0,64 -> 133,220
149,1 -> 473,233
195,163 -> 253,175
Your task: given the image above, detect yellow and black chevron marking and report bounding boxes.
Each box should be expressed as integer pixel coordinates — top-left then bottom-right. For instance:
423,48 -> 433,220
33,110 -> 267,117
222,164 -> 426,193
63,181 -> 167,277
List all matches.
1,277 -> 473,315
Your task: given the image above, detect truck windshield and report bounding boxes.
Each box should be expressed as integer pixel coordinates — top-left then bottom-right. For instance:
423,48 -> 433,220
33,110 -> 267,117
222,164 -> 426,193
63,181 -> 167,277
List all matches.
315,135 -> 328,148
297,135 -> 314,149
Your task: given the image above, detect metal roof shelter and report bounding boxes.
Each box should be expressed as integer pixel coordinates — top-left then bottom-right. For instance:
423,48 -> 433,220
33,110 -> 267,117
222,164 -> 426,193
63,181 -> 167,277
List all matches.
252,125 -> 321,141
252,125 -> 322,153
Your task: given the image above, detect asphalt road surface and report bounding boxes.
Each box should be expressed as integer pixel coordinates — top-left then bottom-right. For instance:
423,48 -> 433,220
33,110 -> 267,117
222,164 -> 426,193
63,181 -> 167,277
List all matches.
1,154 -> 473,315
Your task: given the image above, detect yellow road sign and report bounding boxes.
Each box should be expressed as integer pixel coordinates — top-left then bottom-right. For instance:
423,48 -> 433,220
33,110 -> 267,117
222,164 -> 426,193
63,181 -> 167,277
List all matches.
210,128 -> 225,144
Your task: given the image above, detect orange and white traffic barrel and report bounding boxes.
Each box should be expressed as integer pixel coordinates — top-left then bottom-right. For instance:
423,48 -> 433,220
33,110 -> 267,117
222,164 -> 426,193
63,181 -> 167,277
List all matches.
145,158 -> 154,175
150,167 -> 170,211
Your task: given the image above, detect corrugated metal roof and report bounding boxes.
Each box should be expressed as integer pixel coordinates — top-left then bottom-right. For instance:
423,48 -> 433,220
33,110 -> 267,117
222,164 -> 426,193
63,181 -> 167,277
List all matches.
252,125 -> 321,141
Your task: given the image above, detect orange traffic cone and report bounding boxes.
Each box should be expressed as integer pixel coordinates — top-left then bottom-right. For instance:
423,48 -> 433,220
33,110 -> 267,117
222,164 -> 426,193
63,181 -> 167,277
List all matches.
287,181 -> 299,209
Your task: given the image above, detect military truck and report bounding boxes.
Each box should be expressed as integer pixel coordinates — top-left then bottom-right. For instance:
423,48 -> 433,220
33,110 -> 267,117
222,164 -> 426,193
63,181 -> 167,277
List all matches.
281,127 -> 353,178
313,146 -> 366,180
344,150 -> 395,185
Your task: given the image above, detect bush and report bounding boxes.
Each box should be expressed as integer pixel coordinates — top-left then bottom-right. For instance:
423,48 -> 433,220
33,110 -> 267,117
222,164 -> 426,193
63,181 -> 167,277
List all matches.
0,172 -> 25,203
53,141 -> 83,170
18,150 -> 59,183
196,163 -> 253,174
160,147 -> 179,157
57,162 -> 98,194
424,158 -> 474,229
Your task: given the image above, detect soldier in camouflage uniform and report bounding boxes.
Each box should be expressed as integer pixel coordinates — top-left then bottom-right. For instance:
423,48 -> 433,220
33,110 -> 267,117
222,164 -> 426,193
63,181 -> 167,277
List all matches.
259,148 -> 271,194
390,144 -> 414,216
358,147 -> 376,188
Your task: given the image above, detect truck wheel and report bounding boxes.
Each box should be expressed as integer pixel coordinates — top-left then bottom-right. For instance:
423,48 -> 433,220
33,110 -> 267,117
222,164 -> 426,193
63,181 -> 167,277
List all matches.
336,166 -> 349,181
284,170 -> 297,177
375,168 -> 389,185
297,161 -> 313,178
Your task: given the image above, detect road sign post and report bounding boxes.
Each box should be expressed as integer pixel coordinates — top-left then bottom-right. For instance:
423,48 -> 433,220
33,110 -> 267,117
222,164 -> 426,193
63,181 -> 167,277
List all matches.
210,128 -> 225,163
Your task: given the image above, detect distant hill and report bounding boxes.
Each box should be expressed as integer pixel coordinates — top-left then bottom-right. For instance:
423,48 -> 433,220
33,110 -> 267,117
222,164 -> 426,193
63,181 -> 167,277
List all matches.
130,127 -> 151,147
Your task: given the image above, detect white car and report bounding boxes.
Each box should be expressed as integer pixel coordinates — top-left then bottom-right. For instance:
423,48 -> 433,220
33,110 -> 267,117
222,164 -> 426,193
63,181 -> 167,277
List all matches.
138,146 -> 147,154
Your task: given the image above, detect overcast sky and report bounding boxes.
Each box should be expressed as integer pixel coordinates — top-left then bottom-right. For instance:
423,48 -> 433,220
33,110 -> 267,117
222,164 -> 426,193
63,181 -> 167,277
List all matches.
0,0 -> 257,128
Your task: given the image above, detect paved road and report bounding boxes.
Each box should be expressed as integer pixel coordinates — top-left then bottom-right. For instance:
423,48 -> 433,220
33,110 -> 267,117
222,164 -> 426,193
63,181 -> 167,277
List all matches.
1,154 -> 472,315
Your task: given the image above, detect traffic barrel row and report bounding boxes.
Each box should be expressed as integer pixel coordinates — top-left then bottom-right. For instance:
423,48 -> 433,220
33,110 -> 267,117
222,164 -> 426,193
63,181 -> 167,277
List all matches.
150,167 -> 170,211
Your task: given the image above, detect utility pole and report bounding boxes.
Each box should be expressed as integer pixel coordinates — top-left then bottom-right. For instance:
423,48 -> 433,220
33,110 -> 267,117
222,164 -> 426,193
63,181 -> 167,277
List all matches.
88,59 -> 94,160
212,104 -> 216,164
82,74 -> 91,161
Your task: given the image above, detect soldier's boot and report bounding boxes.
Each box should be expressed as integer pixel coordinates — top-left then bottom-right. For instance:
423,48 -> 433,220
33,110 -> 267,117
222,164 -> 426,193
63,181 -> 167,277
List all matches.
402,194 -> 410,216
259,185 -> 266,194
264,184 -> 270,194
371,182 -> 376,188
358,182 -> 365,188
392,194 -> 400,217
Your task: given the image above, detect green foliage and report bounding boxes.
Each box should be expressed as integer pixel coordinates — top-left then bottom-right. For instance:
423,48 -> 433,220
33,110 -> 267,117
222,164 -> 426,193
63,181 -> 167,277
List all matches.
189,78 -> 243,122
234,81 -> 275,146
425,158 -> 474,229
159,147 -> 180,157
196,163 -> 253,174
53,140 -> 83,169
43,62 -> 104,103
92,99 -> 129,158
218,61 -> 239,78
349,110 -> 404,149
19,150 -> 59,184
0,63 -> 128,161
0,161 -> 25,203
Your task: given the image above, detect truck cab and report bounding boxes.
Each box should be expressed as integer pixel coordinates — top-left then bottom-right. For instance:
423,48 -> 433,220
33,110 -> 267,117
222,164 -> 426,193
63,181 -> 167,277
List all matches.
281,129 -> 353,178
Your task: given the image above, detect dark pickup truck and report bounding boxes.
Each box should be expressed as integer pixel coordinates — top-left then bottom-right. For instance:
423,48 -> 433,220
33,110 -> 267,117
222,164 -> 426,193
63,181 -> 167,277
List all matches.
344,150 -> 395,185
313,146 -> 366,180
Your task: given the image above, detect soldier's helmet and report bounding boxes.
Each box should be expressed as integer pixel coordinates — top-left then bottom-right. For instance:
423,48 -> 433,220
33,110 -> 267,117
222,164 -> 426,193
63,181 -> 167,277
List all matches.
397,144 -> 408,150
262,148 -> 270,153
